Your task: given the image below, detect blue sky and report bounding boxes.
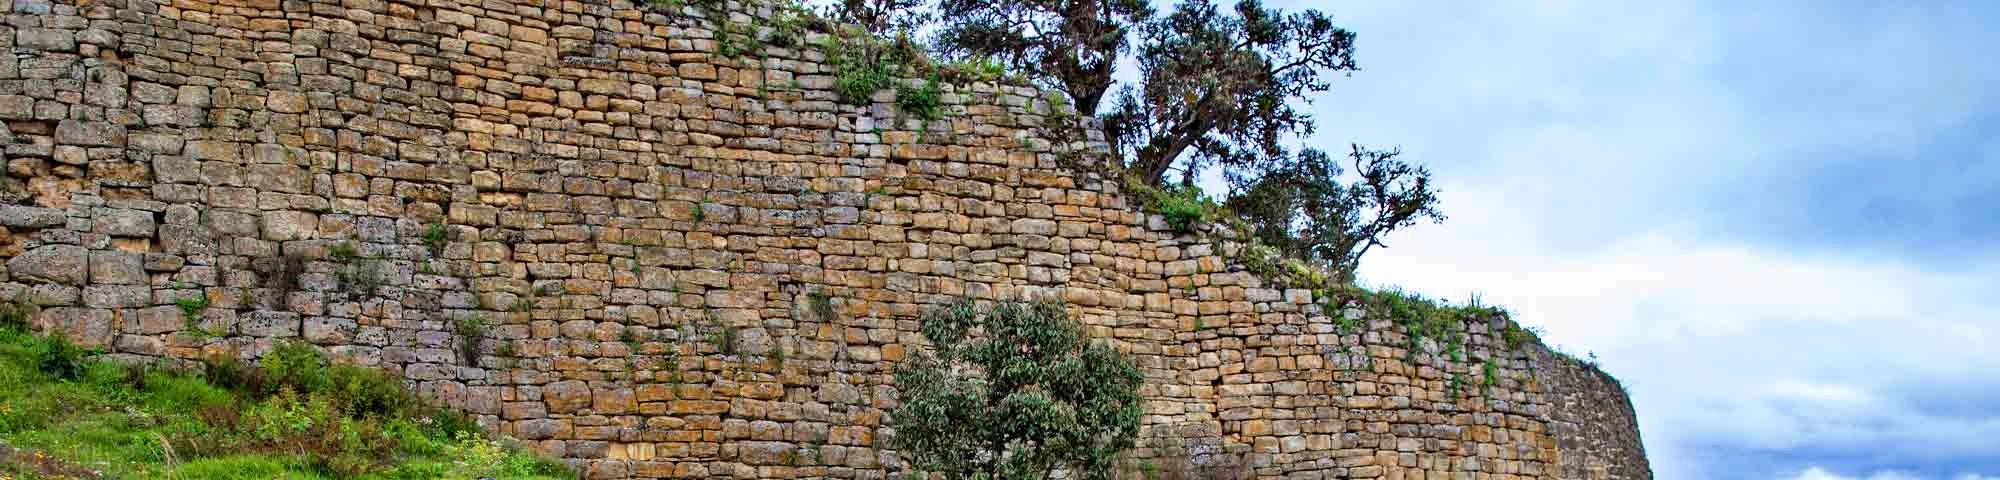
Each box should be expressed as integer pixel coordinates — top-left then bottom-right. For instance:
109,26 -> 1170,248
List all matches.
1246,1 -> 2000,478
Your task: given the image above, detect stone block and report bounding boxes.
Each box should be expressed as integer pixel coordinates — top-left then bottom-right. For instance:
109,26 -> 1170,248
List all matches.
55,120 -> 125,147
8,244 -> 87,285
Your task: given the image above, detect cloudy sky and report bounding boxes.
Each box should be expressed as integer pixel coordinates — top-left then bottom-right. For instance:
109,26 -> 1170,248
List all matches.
1243,1 -> 2000,478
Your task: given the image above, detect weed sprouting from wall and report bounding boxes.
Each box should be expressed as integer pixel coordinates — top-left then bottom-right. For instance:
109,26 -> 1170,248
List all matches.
422,222 -> 449,255
454,315 -> 487,364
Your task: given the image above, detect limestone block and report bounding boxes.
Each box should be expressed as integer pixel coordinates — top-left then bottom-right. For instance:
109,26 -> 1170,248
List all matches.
8,245 -> 87,285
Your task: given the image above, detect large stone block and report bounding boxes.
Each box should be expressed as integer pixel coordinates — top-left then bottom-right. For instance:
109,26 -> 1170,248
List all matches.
54,120 -> 125,147
97,209 -> 156,237
16,28 -> 76,52
261,211 -> 319,241
546,380 -> 592,413
0,205 -> 65,228
36,307 -> 111,348
8,245 -> 88,285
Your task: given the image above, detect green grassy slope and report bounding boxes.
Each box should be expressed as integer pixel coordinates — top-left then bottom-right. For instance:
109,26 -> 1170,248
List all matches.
0,322 -> 571,480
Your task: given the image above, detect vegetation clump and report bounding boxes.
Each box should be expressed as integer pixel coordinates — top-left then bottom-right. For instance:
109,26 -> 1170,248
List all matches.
892,299 -> 1144,479
0,326 -> 569,479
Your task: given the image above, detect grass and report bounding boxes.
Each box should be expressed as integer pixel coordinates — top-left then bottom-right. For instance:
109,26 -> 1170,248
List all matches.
0,327 -> 571,480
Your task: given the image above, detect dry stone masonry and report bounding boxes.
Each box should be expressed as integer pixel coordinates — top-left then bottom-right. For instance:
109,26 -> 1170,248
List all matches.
0,0 -> 1649,478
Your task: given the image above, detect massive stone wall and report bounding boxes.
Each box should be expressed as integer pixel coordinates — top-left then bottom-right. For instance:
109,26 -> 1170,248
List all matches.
0,0 -> 1649,478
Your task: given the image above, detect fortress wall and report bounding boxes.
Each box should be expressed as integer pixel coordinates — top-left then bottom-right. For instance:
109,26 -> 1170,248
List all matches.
0,0 -> 1648,478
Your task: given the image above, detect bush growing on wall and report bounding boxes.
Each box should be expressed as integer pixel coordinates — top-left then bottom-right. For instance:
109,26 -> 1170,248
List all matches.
891,299 -> 1145,479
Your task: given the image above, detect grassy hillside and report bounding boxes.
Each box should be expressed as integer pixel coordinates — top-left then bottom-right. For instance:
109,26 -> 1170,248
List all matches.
0,317 -> 570,480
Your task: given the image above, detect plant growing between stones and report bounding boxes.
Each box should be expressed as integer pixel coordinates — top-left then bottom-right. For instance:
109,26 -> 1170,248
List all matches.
896,76 -> 945,121
621,328 -> 643,352
176,293 -> 219,338
454,315 -> 487,364
807,290 -> 837,322
422,222 -> 449,255
891,299 -> 1144,480
1483,358 -> 1498,390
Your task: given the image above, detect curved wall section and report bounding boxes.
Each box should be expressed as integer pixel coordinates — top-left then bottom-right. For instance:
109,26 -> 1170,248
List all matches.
0,1 -> 1648,478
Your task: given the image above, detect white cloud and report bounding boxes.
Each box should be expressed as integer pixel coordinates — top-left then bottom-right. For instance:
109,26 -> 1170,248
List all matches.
1265,1 -> 2000,479
1788,468 -> 2000,480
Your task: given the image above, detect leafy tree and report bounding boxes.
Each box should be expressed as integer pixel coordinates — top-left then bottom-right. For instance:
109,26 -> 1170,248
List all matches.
1223,145 -> 1444,281
891,299 -> 1144,480
1105,0 -> 1357,187
933,0 -> 1154,116
829,0 -> 933,35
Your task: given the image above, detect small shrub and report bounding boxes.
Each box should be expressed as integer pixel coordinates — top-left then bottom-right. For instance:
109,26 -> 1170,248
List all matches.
336,258 -> 386,297
261,340 -> 333,393
176,294 -> 210,323
454,316 -> 487,363
895,76 -> 944,121
1126,178 -> 1211,233
422,222 -> 449,254
31,334 -> 89,380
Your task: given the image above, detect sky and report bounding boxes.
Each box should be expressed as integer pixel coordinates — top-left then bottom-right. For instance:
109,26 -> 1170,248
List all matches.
1237,0 -> 2000,478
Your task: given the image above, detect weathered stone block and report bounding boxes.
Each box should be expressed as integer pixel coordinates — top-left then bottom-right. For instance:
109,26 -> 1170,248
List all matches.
30,307 -> 111,349
0,205 -> 65,228
546,380 -> 591,413
96,209 -> 155,237
8,245 -> 87,285
16,28 -> 76,52
261,211 -> 318,241
55,120 -> 125,147
85,251 -> 144,285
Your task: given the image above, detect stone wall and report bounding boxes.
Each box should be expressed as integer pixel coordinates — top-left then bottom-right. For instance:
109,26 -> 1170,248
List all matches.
0,0 -> 1649,478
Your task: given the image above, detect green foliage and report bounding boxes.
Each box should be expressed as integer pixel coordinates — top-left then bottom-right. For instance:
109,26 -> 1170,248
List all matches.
1110,0 -> 1358,186
830,0 -> 930,35
896,76 -> 945,121
706,319 -> 740,356
455,316 -> 488,363
933,0 -> 1151,116
422,222 -> 449,254
1124,177 -> 1211,233
891,299 -> 1144,480
177,293 -> 211,324
1446,372 -> 1463,401
0,327 -> 566,479
823,32 -> 898,105
940,56 -> 1010,84
29,331 -> 89,380
1224,146 -> 1444,282
620,328 -> 642,352
1483,359 -> 1498,388
328,242 -> 386,297
327,241 -> 360,261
